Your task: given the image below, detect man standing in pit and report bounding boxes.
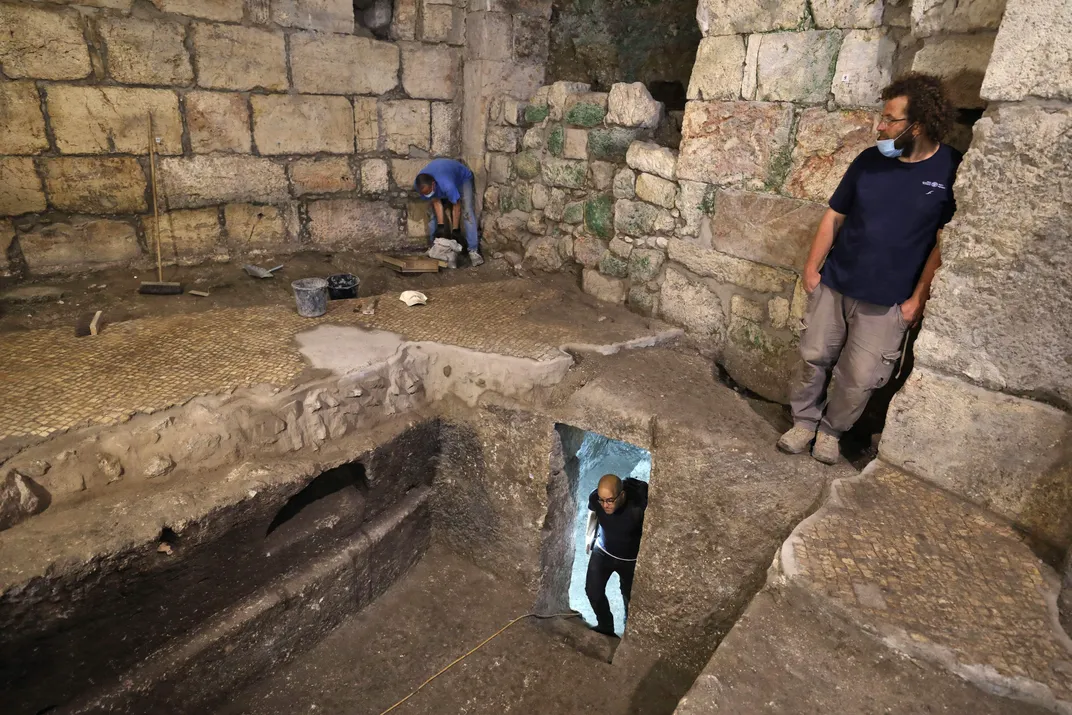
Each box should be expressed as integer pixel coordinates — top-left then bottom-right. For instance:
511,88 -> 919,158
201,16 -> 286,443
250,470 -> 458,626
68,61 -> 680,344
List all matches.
777,73 -> 961,464
585,473 -> 648,636
414,158 -> 483,267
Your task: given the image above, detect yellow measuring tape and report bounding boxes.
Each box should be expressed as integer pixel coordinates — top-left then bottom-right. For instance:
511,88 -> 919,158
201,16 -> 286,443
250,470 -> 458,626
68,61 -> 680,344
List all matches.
378,611 -> 582,715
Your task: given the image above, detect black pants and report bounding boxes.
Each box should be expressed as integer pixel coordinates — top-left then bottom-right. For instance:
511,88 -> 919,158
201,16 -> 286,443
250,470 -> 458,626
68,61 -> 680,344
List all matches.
585,548 -> 636,634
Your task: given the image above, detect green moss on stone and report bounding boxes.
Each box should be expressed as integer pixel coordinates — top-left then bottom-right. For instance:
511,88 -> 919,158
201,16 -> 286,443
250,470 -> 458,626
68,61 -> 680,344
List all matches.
599,252 -> 629,279
563,202 -> 584,225
499,189 -> 515,213
514,186 -> 533,212
588,127 -> 637,161
584,194 -> 614,239
564,102 -> 606,128
699,185 -> 717,215
547,125 -> 565,157
543,159 -> 587,189
514,152 -> 541,181
524,104 -> 549,124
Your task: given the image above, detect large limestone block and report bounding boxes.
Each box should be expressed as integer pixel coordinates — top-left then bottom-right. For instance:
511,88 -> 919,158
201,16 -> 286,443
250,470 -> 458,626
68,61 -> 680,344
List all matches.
291,33 -> 400,95
252,95 -> 354,155
20,218 -> 140,274
811,0 -> 884,28
881,369 -> 1072,546
606,82 -> 663,129
159,155 -> 288,208
466,11 -> 513,61
722,313 -> 797,403
391,159 -> 424,190
151,0 -> 244,21
912,0 -> 1005,37
756,31 -> 842,103
225,202 -> 300,249
0,5 -> 90,80
783,108 -> 873,203
361,159 -> 390,194
307,199 -> 405,249
635,174 -> 677,210
401,44 -> 461,100
659,267 -> 725,341
140,208 -> 222,265
0,82 -> 48,155
709,190 -> 826,271
379,100 -> 431,154
833,29 -> 896,108
546,80 -> 591,121
354,97 -> 380,153
43,157 -> 147,213
542,158 -> 587,189
912,34 -> 995,109
911,104 -> 1072,404
677,100 -> 793,188
431,102 -> 458,155
0,158 -> 47,215
696,0 -> 807,35
100,16 -> 193,85
668,238 -> 797,292
192,25 -> 287,91
289,157 -> 356,196
186,91 -> 251,154
688,35 -> 746,101
614,199 -> 660,237
46,86 -> 184,155
582,268 -> 627,304
626,142 -> 677,181
982,0 -> 1071,101
271,0 -> 354,33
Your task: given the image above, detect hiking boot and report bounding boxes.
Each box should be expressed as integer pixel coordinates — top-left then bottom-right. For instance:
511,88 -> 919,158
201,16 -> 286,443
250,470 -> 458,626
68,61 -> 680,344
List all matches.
469,251 -> 485,267
812,431 -> 841,465
777,424 -> 815,454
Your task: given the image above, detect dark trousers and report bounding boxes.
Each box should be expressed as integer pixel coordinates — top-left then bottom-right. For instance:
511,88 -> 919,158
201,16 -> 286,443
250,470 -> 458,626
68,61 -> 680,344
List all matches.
585,548 -> 636,634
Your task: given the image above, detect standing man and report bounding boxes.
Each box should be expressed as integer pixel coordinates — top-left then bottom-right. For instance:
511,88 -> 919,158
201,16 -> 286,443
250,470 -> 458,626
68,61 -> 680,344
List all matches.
585,474 -> 648,636
414,158 -> 483,267
777,73 -> 961,464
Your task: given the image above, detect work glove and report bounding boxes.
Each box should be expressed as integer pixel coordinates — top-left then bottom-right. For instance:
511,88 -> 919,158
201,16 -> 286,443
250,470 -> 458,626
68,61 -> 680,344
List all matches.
433,224 -> 450,240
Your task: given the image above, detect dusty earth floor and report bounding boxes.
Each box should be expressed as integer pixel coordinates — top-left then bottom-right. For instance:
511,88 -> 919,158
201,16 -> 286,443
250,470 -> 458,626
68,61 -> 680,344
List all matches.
0,251 -> 517,334
220,546 -> 659,715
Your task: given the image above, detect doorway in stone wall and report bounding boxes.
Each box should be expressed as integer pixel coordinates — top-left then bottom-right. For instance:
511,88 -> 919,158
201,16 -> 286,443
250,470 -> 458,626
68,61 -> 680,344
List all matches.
546,424 -> 652,639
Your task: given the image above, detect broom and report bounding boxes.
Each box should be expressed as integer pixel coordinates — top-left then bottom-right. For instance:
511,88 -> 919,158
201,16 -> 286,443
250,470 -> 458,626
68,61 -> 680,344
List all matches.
139,112 -> 183,295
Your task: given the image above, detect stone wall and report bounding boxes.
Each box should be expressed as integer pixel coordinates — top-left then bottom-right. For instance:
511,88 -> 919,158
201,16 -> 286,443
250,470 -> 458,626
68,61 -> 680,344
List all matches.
0,0 -> 466,276
880,0 -> 1072,551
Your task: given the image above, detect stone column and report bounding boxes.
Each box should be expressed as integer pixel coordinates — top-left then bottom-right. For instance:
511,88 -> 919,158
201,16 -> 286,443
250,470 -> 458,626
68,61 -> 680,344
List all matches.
461,0 -> 551,212
880,0 -> 1072,550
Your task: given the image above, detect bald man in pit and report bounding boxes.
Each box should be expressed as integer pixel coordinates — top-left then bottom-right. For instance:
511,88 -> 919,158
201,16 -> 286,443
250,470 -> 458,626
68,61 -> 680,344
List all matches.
584,474 -> 649,636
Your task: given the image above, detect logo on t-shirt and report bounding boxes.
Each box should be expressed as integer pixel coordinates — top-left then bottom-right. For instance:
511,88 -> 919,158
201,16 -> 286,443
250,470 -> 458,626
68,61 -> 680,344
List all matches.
921,180 -> 947,189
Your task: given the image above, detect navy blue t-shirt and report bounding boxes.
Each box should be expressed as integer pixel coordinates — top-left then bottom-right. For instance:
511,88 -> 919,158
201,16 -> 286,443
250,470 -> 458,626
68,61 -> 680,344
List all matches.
822,145 -> 962,306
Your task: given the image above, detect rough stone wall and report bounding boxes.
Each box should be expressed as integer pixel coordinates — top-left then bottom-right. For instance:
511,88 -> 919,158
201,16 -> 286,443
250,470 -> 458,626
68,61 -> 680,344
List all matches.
880,0 -> 1072,549
0,0 -> 465,276
546,0 -> 702,97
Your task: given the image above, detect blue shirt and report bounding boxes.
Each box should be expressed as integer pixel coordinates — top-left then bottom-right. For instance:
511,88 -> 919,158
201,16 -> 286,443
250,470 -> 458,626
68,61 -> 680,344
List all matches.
415,159 -> 473,204
822,145 -> 962,307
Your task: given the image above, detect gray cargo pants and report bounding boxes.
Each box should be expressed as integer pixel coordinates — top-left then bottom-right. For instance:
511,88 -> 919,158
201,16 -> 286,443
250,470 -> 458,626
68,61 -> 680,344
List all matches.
790,283 -> 909,438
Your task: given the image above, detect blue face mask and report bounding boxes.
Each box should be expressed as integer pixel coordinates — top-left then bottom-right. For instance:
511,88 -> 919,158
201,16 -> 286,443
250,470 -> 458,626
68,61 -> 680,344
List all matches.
876,123 -> 914,158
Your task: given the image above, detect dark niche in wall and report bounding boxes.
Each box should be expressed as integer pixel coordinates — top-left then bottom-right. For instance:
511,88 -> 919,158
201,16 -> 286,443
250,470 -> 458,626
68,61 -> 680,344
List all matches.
546,0 -> 701,99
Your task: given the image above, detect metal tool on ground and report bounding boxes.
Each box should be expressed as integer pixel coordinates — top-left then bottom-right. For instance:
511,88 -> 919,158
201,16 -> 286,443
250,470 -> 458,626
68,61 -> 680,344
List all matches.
242,263 -> 284,279
138,113 -> 184,296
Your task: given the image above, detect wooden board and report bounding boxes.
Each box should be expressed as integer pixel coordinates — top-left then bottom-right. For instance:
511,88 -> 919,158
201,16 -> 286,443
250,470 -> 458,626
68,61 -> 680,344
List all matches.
376,253 -> 443,273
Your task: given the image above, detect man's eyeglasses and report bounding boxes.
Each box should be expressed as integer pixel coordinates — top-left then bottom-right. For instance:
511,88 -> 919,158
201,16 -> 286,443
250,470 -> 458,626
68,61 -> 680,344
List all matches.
877,114 -> 909,126
597,493 -> 622,506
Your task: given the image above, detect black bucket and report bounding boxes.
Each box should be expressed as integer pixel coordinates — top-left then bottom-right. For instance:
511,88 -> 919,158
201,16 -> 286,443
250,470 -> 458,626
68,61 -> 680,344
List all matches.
327,273 -> 359,300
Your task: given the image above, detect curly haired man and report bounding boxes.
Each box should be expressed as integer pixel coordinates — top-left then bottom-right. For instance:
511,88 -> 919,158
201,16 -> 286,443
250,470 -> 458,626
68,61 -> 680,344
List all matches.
778,73 -> 962,464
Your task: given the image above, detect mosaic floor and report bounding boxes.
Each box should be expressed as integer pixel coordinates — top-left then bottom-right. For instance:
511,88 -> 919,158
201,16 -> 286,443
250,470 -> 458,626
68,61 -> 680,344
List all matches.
0,280 -> 673,442
789,462 -> 1072,703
